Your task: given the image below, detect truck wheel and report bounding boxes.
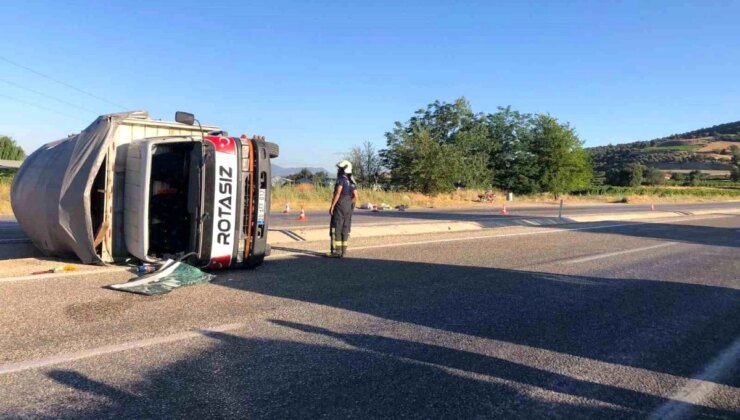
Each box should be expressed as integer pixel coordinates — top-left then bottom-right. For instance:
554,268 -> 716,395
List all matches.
266,142 -> 279,159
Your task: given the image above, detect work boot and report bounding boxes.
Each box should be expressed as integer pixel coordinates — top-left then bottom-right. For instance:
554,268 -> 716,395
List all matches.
340,245 -> 347,257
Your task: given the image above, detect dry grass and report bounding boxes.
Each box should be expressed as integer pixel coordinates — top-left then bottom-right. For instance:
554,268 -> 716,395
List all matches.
696,141 -> 740,153
0,183 -> 11,215
271,184 -> 487,211
271,185 -> 740,211
0,183 -> 737,216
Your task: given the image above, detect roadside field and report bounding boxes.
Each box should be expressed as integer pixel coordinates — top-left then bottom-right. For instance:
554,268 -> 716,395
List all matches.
2,180 -> 740,215
0,183 -> 10,215
697,141 -> 740,153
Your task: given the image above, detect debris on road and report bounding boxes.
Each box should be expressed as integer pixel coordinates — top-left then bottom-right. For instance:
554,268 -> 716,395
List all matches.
134,263 -> 157,274
108,260 -> 215,295
31,264 -> 78,275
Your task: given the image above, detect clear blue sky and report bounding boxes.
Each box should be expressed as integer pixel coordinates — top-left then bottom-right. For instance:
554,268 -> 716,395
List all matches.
1,0 -> 738,170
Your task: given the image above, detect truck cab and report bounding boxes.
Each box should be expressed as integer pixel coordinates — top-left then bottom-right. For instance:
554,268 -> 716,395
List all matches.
11,111 -> 277,269
124,134 -> 275,268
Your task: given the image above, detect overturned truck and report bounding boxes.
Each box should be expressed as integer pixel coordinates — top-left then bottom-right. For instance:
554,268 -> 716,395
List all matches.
12,111 -> 277,269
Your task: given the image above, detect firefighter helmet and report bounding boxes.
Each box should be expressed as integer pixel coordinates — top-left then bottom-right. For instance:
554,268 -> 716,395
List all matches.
336,160 -> 353,174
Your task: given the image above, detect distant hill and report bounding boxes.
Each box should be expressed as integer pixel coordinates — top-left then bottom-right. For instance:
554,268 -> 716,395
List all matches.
271,164 -> 329,177
587,120 -> 740,176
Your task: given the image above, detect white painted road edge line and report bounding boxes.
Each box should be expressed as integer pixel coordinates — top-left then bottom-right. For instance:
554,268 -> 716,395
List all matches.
561,242 -> 678,264
0,267 -> 129,283
649,336 -> 740,420
0,322 -> 246,375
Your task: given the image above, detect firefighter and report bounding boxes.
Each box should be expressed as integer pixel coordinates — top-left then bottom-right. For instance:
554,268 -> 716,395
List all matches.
328,160 -> 358,257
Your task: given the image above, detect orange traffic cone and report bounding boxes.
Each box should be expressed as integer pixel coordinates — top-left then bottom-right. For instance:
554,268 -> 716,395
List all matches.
651,203 -> 655,211
283,202 -> 291,213
500,205 -> 508,215
297,206 -> 306,221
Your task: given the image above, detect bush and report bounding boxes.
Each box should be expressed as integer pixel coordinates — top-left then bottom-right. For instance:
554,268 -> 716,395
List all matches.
643,167 -> 665,186
731,166 -> 740,182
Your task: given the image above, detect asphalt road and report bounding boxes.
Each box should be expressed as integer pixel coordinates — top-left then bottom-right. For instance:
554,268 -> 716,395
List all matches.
270,201 -> 740,229
0,215 -> 739,418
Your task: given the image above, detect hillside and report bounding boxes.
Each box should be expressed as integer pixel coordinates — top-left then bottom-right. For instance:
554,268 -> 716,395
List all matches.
588,120 -> 740,176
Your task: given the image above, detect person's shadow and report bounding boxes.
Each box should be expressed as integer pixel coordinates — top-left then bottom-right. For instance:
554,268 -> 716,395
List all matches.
46,370 -> 137,402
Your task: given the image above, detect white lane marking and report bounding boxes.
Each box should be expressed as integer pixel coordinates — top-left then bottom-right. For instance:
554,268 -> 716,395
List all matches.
537,274 -> 600,285
3,312 -> 737,414
649,336 -> 740,419
561,243 -> 678,264
269,214 -> 733,260
318,222 -> 648,252
0,238 -> 31,244
0,267 -> 129,283
0,322 -> 246,375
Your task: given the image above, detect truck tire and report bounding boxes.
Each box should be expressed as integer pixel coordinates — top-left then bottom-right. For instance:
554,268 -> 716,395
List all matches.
266,142 -> 279,159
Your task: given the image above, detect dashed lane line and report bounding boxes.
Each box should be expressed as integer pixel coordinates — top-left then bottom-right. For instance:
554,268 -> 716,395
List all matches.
561,242 -> 678,264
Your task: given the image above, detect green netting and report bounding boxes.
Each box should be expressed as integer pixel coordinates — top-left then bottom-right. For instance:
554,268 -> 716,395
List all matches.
109,260 -> 215,295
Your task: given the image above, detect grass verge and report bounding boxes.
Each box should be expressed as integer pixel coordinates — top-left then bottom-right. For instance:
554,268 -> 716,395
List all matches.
0,182 -> 11,215
272,185 -> 740,211
0,182 -> 738,216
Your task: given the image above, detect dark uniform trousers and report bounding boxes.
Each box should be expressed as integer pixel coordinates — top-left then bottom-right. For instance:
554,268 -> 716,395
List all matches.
330,196 -> 353,256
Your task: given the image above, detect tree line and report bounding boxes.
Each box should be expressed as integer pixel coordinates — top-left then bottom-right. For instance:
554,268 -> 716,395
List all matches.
0,136 -> 26,161
294,100 -> 738,193
363,98 -> 591,195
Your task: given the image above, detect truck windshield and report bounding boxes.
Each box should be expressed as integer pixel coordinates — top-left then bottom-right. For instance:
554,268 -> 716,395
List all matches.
148,142 -> 202,257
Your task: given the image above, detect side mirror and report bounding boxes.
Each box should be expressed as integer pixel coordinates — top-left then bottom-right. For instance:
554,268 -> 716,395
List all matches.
175,111 -> 195,125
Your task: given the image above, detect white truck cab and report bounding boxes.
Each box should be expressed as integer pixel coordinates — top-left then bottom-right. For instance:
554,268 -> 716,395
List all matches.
12,111 -> 277,269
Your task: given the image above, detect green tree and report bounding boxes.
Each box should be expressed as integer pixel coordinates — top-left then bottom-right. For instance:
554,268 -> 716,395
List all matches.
381,98 -> 593,195
670,172 -> 685,182
685,170 -> 703,186
626,164 -> 645,187
381,98 -> 492,193
346,141 -> 382,185
606,163 -> 644,186
312,170 -> 329,186
643,167 -> 665,186
730,165 -> 740,182
484,107 -> 538,194
529,114 -> 592,196
406,128 -> 461,194
730,145 -> 740,165
0,136 -> 26,160
287,168 -> 313,181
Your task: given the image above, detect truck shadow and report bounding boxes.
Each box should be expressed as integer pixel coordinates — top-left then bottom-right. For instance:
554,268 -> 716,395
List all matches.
44,327 -> 736,419
218,254 -> 740,388
40,250 -> 740,418
42,332 -> 631,419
